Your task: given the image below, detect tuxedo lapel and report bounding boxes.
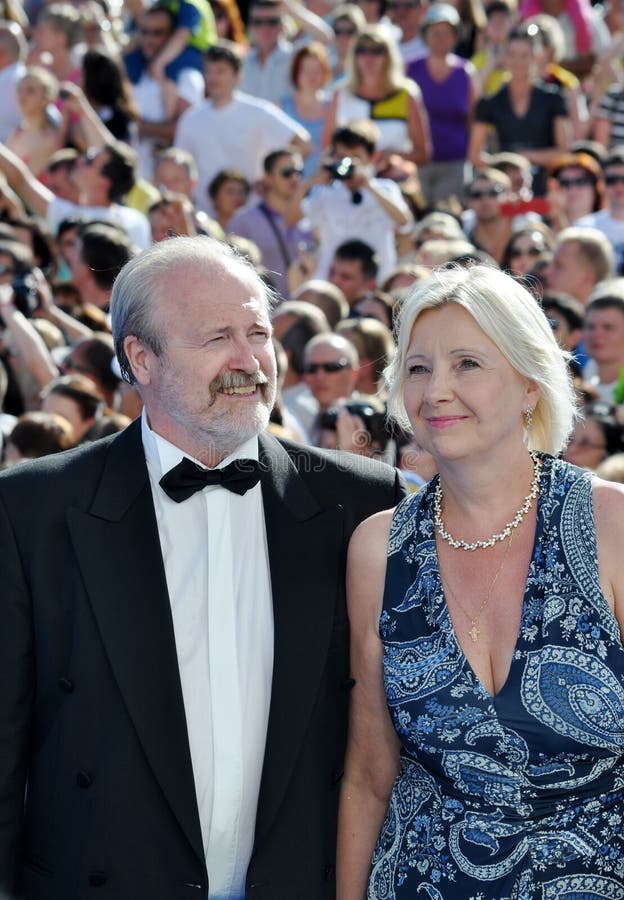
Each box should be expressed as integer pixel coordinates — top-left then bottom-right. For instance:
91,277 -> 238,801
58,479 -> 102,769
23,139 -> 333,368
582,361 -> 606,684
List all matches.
66,421 -> 204,865
254,434 -> 345,843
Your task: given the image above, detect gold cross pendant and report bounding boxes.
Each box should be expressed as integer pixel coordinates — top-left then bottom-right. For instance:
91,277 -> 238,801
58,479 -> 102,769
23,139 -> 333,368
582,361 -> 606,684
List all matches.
469,624 -> 480,642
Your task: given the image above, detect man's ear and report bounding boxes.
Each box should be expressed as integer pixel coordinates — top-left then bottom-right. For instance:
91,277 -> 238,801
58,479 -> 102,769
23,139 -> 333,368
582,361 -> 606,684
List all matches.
124,335 -> 153,387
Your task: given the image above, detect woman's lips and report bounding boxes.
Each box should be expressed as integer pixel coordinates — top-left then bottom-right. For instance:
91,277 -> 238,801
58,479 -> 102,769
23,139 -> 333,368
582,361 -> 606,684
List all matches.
426,416 -> 469,429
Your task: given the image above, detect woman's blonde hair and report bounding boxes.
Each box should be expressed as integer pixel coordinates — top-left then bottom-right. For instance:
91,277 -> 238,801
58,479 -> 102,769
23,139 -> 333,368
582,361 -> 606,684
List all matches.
345,23 -> 408,95
385,264 -> 578,454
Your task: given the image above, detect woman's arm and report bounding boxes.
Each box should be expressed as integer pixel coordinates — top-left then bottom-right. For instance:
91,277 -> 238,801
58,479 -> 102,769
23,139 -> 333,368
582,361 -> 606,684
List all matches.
467,120 -> 490,168
337,510 -> 402,900
320,90 -> 340,151
521,115 -> 572,167
405,88 -> 432,166
592,477 -> 624,640
592,116 -> 612,149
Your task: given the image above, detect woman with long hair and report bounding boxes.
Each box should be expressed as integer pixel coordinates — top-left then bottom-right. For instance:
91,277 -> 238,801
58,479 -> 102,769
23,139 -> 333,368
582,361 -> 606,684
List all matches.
321,24 -> 431,178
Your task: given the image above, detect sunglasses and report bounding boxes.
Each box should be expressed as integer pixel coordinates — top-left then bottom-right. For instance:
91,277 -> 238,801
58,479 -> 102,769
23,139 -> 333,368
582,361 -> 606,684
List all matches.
250,16 -> 281,25
303,359 -> 350,374
509,245 -> 542,257
0,263 -> 16,275
605,173 -> 624,186
278,166 -> 303,177
334,25 -> 357,35
355,44 -> 386,55
387,1 -> 422,9
468,186 -> 502,199
557,175 -> 592,188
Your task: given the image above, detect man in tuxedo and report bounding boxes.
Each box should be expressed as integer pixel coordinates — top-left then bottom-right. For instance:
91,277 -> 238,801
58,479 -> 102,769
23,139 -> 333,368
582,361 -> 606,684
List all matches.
0,236 -> 405,899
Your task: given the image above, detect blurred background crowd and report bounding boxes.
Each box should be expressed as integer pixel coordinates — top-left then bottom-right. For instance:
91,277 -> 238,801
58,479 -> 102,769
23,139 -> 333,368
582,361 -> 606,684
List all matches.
2,0 -> 624,482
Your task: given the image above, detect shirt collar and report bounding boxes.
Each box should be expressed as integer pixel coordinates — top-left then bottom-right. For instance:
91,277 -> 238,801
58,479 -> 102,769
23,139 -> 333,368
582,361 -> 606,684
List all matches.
141,408 -> 259,480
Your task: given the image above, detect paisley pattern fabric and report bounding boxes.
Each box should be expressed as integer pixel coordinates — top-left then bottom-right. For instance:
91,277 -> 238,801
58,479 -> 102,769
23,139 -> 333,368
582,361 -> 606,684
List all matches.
371,455 -> 624,899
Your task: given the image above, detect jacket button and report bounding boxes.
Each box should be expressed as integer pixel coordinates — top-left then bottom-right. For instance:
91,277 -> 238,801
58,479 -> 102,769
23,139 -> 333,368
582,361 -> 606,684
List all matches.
324,864 -> 335,880
76,770 -> 93,788
340,677 -> 355,692
59,677 -> 74,693
88,871 -> 107,886
331,769 -> 344,784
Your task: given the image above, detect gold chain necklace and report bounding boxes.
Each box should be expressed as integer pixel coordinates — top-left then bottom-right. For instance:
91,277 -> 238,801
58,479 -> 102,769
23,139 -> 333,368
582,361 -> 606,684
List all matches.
441,527 -> 515,643
433,451 -> 542,551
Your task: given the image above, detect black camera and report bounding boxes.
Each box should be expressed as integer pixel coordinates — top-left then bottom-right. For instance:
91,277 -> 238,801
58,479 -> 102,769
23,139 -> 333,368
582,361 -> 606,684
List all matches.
323,157 -> 355,180
320,401 -> 382,431
12,272 -> 39,318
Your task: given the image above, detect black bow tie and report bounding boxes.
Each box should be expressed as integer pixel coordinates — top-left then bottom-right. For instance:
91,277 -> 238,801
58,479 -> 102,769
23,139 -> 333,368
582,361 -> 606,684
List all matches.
159,457 -> 262,502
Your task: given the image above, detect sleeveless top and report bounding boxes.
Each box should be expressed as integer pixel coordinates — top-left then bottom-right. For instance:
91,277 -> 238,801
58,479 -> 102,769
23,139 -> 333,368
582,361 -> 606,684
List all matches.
371,454 -> 624,898
335,86 -> 412,153
406,55 -> 471,162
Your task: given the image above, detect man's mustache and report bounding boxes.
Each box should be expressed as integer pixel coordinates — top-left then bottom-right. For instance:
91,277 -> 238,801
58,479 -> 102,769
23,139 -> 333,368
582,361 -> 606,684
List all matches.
208,370 -> 271,404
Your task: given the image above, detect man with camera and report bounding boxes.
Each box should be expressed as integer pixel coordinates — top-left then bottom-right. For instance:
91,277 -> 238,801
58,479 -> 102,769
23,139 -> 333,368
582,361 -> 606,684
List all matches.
284,120 -> 412,284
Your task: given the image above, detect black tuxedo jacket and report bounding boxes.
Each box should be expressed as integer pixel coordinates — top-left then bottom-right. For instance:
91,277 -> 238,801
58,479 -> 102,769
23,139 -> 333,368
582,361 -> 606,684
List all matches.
0,421 -> 405,899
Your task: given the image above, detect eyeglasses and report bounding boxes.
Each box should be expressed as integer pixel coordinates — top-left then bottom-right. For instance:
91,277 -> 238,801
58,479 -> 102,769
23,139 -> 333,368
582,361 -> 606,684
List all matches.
355,44 -> 386,55
557,175 -> 593,188
250,16 -> 281,25
509,246 -> 542,258
303,359 -> 350,374
278,166 -> 303,177
605,173 -> 624,186
566,437 -> 606,451
140,27 -> 169,36
467,186 -> 503,199
334,25 -> 357,35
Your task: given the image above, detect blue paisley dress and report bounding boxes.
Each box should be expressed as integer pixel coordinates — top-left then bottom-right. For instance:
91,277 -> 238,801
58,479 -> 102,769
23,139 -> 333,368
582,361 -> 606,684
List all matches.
370,455 -> 624,899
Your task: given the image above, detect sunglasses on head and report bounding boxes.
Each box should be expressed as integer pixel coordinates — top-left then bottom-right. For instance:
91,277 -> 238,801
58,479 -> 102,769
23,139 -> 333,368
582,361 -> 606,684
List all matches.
605,173 -> 624,186
468,186 -> 502,199
278,166 -> 303,177
557,175 -> 592,188
303,359 -> 350,374
509,245 -> 542,257
250,15 -> 281,25
355,44 -> 386,55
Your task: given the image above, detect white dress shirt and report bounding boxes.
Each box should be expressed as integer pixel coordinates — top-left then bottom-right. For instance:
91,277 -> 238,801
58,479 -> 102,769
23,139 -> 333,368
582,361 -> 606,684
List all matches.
142,413 -> 274,899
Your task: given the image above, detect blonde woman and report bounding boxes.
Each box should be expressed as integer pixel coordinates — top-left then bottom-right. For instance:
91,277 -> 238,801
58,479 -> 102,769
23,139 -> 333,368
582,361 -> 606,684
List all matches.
321,24 -> 431,176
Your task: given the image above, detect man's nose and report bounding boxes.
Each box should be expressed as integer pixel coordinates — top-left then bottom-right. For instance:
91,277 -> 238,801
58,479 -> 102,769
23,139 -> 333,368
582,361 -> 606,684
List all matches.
227,337 -> 261,373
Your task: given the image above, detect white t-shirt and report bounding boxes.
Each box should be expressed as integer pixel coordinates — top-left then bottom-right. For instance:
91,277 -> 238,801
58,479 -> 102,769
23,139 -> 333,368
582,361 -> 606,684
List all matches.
47,196 -> 152,250
173,91 -> 310,213
0,61 -> 25,143
303,177 -> 411,281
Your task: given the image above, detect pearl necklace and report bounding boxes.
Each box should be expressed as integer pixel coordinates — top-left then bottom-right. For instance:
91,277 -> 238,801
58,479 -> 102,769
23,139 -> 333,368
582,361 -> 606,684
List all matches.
433,451 -> 542,551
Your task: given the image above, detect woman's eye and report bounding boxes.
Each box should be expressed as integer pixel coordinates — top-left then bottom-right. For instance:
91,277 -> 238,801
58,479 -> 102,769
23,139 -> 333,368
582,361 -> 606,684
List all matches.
407,364 -> 429,376
458,358 -> 479,370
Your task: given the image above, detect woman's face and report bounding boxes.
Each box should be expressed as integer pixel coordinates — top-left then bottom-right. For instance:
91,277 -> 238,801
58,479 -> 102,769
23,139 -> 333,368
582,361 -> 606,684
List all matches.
505,38 -> 535,80
17,76 -> 49,116
507,230 -> 549,275
555,166 -> 596,220
563,418 -> 608,470
296,54 -> 326,91
354,40 -> 388,80
210,2 -> 231,39
425,22 -> 457,56
402,303 -> 536,465
214,179 -> 248,219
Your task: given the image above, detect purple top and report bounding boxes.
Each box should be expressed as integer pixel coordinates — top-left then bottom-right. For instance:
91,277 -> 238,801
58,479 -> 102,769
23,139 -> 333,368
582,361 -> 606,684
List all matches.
407,55 -> 471,162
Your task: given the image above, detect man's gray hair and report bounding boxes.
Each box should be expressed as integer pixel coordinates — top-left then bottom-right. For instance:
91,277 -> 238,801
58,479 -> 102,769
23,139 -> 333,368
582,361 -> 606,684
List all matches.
110,235 -> 273,385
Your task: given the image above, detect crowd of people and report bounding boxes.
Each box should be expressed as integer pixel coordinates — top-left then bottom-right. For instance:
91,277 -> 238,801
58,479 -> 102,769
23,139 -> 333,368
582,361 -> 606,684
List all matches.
1,0 -> 624,475
0,0 -> 624,896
